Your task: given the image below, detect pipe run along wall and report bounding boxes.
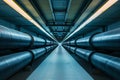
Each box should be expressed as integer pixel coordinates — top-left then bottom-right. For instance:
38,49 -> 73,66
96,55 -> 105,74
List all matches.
64,28 -> 120,52
0,25 -> 57,51
0,45 -> 57,80
63,27 -> 120,80
0,25 -> 58,80
63,45 -> 120,80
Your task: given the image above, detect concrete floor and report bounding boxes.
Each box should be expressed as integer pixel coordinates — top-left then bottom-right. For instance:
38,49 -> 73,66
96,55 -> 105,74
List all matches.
8,46 -> 112,80
27,46 -> 93,80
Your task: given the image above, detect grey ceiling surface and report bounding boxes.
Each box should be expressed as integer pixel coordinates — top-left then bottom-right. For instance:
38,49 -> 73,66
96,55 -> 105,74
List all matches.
0,0 -> 120,42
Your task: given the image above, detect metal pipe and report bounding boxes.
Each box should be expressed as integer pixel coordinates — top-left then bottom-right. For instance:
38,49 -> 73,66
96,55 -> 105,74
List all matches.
51,41 -> 58,45
75,48 -> 93,61
65,46 -> 120,80
30,48 -> 46,59
69,40 -> 76,46
46,40 -> 52,46
75,28 -> 120,51
46,46 -> 52,52
69,46 -> 76,53
0,51 -> 33,80
64,45 -> 69,51
91,53 -> 120,80
32,36 -> 45,48
0,46 -> 56,80
91,28 -> 120,51
76,36 -> 91,49
0,25 -> 55,51
0,25 -> 31,50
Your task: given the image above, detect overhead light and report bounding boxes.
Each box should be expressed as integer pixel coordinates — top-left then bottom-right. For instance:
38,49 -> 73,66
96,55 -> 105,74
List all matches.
64,0 -> 118,41
3,0 -> 57,41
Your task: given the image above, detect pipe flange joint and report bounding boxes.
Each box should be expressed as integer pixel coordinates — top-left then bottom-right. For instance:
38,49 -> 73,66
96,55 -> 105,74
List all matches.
28,50 -> 35,64
89,32 -> 100,50
28,34 -> 34,48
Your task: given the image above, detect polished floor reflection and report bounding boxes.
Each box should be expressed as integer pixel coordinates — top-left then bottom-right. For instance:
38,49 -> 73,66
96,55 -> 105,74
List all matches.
27,46 -> 93,80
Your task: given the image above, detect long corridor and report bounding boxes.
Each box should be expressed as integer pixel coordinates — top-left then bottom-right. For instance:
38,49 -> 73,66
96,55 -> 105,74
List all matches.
27,46 -> 93,80
0,0 -> 120,80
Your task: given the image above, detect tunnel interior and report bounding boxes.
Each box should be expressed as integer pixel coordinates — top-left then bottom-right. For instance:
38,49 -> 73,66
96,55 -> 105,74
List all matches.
0,0 -> 120,80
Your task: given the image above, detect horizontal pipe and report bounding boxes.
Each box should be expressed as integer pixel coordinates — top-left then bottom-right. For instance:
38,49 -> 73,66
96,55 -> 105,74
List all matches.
30,48 -> 46,59
65,46 -> 120,80
63,46 -> 91,60
63,45 -> 71,51
46,40 -> 51,46
76,36 -> 90,49
0,25 -> 55,51
32,36 -> 45,48
91,53 -> 120,80
0,25 -> 31,50
0,46 -> 56,80
0,51 -> 33,80
52,42 -> 57,46
65,28 -> 120,51
69,46 -> 76,53
69,40 -> 76,46
75,48 -> 93,61
91,28 -> 120,51
45,46 -> 54,52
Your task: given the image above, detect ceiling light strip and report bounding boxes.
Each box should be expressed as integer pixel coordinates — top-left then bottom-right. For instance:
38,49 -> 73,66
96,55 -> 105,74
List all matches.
64,0 -> 118,41
3,0 -> 57,41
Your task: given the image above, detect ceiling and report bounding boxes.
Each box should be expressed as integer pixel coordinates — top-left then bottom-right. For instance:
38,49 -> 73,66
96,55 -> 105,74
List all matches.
0,0 -> 120,42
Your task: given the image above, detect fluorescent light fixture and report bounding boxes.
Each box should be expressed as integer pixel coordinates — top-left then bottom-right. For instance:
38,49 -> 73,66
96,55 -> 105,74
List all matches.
3,0 -> 57,41
64,0 -> 118,41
